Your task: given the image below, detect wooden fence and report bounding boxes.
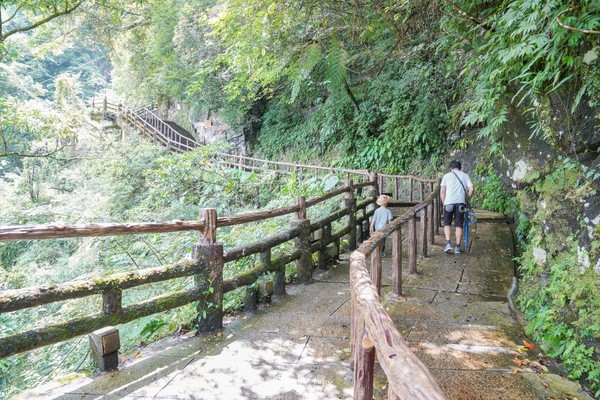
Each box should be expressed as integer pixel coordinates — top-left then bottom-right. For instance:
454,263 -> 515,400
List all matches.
0,176 -> 379,359
0,98 -> 450,398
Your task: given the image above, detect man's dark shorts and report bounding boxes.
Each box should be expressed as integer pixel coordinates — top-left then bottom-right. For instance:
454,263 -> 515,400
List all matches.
443,203 -> 466,227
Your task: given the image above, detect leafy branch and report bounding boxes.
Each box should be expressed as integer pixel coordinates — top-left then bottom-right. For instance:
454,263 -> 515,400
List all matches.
0,1 -> 86,42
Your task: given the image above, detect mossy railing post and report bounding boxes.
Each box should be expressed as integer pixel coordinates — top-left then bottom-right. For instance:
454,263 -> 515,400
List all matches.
352,266 -> 375,400
408,214 -> 418,274
433,195 -> 440,236
102,286 -> 122,316
391,226 -> 403,298
344,180 -> 357,251
294,196 -> 312,284
102,96 -> 108,119
409,177 -> 414,202
420,207 -> 428,258
193,208 -> 223,332
318,224 -> 332,270
427,201 -> 435,245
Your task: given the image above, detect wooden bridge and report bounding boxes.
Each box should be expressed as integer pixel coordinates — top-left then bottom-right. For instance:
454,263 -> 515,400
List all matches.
1,100 -> 589,400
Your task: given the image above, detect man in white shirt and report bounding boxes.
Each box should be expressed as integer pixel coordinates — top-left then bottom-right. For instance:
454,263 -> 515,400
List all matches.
440,160 -> 474,254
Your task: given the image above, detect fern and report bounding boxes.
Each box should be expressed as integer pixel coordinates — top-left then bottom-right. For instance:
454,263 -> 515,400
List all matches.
325,39 -> 347,94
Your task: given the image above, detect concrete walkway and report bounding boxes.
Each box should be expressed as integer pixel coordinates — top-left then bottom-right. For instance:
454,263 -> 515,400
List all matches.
18,213 -> 591,399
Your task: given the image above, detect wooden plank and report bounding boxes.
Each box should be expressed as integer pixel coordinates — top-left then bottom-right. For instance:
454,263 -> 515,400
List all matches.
0,221 -> 206,242
224,225 -> 303,262
0,260 -> 199,313
217,205 -> 300,227
0,287 -> 204,359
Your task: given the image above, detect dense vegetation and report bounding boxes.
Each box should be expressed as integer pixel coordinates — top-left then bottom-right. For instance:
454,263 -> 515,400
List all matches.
1,0 -> 599,397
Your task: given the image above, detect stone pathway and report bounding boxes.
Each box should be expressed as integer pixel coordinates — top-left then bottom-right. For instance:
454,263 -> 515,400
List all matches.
17,213 -> 591,400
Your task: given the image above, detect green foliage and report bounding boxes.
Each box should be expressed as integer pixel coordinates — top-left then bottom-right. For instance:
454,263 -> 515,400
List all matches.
440,0 -> 600,141
472,165 -> 518,215
515,163 -> 600,393
518,246 -> 600,393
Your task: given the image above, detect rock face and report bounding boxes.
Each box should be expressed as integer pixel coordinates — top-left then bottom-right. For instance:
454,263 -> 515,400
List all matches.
191,119 -> 246,155
454,92 -> 599,391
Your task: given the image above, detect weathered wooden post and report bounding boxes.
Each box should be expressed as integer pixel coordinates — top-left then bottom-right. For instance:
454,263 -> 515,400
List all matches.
353,303 -> 375,400
262,249 -> 284,297
371,246 -> 382,296
391,227 -> 403,298
344,180 -> 357,251
318,224 -> 331,270
428,200 -> 435,245
193,208 -> 223,332
408,214 -> 417,275
420,207 -> 428,258
409,177 -> 414,202
433,195 -> 440,236
102,96 -> 108,120
294,196 -> 312,284
419,181 -> 425,202
394,177 -> 399,200
102,287 -> 122,316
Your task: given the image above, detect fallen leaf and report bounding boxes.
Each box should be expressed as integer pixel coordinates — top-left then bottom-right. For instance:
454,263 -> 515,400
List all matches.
514,355 -> 522,366
405,307 -> 417,313
513,369 -> 520,374
134,351 -> 142,359
523,340 -> 536,351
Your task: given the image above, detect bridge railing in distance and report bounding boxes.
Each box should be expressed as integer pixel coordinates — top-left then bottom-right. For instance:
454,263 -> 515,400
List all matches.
349,178 -> 445,399
90,98 -> 199,153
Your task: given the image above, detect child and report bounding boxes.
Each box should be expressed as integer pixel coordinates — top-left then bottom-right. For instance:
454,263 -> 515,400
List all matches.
370,195 -> 393,256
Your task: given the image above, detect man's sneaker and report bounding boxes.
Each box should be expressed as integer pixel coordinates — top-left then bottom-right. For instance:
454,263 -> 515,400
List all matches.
444,243 -> 453,253
455,245 -> 462,254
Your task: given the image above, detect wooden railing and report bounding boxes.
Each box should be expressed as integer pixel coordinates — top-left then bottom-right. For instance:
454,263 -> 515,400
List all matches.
0,176 -> 378,359
349,179 -> 446,399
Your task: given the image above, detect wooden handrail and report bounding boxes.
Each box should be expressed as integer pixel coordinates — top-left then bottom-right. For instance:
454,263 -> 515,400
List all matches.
350,183 -> 445,399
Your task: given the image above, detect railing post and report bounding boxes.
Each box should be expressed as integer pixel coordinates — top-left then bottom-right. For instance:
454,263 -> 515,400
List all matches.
318,224 -> 331,270
344,180 -> 357,251
419,181 -> 425,202
428,201 -> 434,245
433,195 -> 440,236
102,96 -> 107,118
371,246 -> 382,296
193,208 -> 223,333
409,177 -> 414,202
294,196 -> 312,284
263,249 -> 284,297
392,227 -> 403,298
408,214 -> 417,275
102,287 -> 122,315
354,322 -> 375,400
420,207 -> 428,258
394,177 -> 399,200
372,172 -> 379,197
